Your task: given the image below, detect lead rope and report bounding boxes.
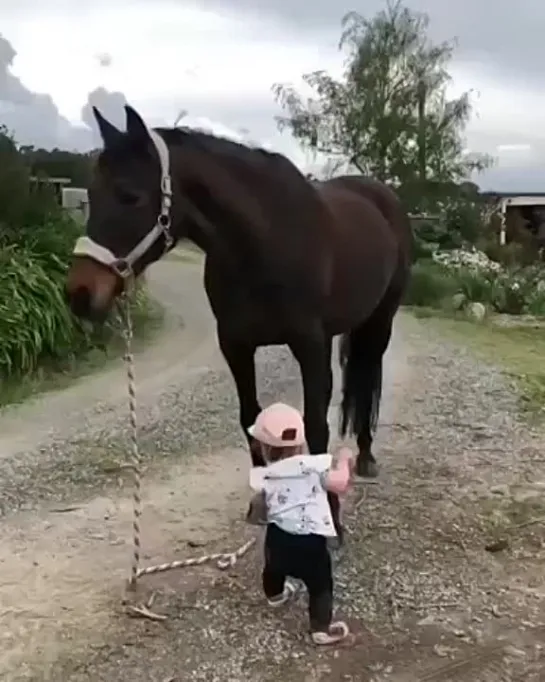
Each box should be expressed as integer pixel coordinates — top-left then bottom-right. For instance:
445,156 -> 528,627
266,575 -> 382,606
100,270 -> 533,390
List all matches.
119,295 -> 142,588
117,294 -> 256,606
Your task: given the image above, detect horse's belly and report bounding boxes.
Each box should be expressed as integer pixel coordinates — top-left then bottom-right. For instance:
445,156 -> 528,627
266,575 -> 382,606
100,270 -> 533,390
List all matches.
325,240 -> 399,332
205,280 -> 294,346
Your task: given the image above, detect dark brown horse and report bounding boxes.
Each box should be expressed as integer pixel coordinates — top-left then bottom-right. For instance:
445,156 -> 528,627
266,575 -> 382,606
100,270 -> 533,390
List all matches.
65,105 -> 412,544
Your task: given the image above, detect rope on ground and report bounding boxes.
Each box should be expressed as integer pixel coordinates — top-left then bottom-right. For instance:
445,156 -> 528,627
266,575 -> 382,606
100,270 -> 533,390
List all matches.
136,537 -> 256,577
117,295 -> 255,604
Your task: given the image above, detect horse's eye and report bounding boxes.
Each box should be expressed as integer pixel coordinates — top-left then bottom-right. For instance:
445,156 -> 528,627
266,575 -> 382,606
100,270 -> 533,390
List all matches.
116,188 -> 142,206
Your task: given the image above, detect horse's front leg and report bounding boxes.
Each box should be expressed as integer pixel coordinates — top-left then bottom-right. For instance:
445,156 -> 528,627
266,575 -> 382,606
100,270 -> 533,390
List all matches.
289,331 -> 343,544
217,330 -> 263,466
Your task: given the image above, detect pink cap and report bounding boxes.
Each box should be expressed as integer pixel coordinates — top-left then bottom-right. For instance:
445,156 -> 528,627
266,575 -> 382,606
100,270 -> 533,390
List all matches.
248,403 -> 306,447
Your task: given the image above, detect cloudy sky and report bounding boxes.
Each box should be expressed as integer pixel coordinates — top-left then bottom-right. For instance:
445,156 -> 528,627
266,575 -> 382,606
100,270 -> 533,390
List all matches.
2,0 -> 545,190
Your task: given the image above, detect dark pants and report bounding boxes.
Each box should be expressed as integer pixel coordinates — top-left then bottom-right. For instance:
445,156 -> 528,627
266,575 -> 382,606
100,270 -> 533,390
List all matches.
263,522 -> 333,632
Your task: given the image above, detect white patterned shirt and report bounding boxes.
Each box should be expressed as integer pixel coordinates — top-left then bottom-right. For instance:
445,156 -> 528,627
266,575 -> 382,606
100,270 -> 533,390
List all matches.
249,454 -> 336,537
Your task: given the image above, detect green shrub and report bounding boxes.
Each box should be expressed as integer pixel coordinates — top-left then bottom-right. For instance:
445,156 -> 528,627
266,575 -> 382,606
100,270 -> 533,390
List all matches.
411,216 -> 462,261
404,260 -> 459,307
483,241 -> 538,268
420,248 -> 545,317
0,216 -> 160,383
527,299 -> 545,317
441,199 -> 486,246
455,268 -> 494,306
0,128 -> 161,395
488,266 -> 545,316
411,233 -> 437,262
0,246 -> 75,375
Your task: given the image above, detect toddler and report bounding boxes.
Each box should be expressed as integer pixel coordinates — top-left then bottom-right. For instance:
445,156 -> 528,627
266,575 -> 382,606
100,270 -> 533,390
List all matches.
247,402 -> 354,645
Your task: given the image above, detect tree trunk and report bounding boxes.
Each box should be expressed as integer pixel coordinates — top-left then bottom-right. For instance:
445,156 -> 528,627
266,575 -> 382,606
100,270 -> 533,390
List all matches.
417,79 -> 427,184
417,78 -> 427,211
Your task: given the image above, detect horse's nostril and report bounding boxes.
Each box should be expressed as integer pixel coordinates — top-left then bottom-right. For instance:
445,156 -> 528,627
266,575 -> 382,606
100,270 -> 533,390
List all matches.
69,286 -> 92,319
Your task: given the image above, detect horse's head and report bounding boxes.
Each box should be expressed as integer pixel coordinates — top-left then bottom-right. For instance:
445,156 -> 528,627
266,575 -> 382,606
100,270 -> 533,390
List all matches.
66,105 -> 181,321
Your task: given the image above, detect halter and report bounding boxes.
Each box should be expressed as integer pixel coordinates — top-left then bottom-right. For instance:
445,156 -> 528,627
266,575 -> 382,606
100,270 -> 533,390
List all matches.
72,128 -> 174,279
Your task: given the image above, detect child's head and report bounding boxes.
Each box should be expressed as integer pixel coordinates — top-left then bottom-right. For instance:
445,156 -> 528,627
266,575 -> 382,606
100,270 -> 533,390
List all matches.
248,403 -> 306,463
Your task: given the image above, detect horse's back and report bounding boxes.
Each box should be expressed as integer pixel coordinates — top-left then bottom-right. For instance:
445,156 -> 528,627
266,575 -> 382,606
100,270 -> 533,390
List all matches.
321,175 -> 412,260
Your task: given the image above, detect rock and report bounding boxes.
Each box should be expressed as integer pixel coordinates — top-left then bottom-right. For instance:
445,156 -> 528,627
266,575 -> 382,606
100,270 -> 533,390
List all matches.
485,538 -> 509,553
433,644 -> 456,658
466,301 -> 486,321
514,489 -> 542,503
504,645 -> 527,659
418,614 -> 436,626
490,484 -> 509,495
452,293 -> 467,311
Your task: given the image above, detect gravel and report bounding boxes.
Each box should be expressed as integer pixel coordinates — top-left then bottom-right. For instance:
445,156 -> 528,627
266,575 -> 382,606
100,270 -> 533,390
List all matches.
0,345 -> 301,517
0,259 -> 304,518
1,260 -> 545,681
40,314 -> 543,681
67,314 -> 545,682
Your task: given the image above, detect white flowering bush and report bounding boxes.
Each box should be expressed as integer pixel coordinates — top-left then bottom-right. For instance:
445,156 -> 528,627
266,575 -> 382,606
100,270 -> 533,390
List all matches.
410,247 -> 545,316
491,265 -> 545,315
432,246 -> 501,273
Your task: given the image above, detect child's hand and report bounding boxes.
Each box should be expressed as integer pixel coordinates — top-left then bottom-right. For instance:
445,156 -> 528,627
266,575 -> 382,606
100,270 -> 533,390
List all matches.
325,447 -> 355,495
333,446 -> 355,471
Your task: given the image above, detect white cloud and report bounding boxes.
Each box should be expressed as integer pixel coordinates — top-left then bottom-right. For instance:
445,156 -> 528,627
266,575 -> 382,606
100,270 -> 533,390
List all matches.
497,144 -> 532,153
5,2 -> 340,124
2,0 -> 545,189
180,115 -> 245,142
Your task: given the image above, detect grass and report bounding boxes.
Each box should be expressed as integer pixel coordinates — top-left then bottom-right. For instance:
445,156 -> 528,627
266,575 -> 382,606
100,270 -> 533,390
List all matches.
0,297 -> 164,408
479,492 -> 545,546
410,307 -> 545,419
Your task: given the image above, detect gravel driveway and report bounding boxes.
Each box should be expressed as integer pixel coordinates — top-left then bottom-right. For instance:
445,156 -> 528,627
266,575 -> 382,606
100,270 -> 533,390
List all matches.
1,257 -> 544,681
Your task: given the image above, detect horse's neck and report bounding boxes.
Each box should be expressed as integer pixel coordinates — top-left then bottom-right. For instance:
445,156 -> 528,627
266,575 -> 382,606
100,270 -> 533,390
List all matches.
172,152 -> 266,268
182,208 -> 214,253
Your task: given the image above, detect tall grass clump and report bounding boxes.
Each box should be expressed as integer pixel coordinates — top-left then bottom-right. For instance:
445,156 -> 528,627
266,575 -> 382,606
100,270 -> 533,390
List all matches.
0,126 -> 162,398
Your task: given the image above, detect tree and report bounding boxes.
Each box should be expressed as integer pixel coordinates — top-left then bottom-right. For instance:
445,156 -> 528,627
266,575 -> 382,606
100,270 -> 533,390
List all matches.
17,146 -> 94,187
0,126 -> 31,227
0,127 -> 90,240
273,1 -> 492,208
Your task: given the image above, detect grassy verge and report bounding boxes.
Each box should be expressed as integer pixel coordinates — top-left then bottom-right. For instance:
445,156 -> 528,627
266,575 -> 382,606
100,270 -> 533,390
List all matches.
0,295 -> 164,408
409,307 -> 545,419
479,492 -> 545,544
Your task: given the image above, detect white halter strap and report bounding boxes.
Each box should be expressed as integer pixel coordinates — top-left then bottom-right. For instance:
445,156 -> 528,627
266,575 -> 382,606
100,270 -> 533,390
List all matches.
72,128 -> 173,278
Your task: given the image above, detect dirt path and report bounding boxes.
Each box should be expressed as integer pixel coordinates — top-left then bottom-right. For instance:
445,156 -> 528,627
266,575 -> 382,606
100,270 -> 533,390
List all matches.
1,259 -> 545,681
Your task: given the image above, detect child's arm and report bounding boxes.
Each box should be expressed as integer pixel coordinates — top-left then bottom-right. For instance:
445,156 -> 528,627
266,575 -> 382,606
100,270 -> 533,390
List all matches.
249,467 -> 266,492
323,447 -> 354,494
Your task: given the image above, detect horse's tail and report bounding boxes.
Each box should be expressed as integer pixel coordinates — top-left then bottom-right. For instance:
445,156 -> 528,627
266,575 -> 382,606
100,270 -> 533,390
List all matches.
338,323 -> 384,440
338,279 -> 406,440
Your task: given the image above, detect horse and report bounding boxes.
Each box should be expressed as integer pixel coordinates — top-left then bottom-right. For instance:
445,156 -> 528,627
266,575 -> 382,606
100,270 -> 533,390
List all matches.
65,105 -> 412,544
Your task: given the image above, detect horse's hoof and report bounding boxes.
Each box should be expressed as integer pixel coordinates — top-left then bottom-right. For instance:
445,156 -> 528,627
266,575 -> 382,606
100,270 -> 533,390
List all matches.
356,458 -> 379,478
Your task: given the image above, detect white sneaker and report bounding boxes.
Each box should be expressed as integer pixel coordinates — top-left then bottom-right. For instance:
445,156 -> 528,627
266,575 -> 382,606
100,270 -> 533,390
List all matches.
311,621 -> 350,645
267,579 -> 299,607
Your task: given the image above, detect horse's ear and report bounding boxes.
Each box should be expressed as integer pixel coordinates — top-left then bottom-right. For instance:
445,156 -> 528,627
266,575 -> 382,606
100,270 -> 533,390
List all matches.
92,106 -> 123,148
125,105 -> 150,146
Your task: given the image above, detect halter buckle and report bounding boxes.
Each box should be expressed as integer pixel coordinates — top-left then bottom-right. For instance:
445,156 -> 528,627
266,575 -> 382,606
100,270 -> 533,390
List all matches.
114,259 -> 134,279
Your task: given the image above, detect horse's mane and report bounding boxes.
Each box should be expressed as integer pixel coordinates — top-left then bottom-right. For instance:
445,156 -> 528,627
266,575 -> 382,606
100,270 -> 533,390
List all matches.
98,123 -> 312,196
156,126 -> 324,303
156,126 -> 310,188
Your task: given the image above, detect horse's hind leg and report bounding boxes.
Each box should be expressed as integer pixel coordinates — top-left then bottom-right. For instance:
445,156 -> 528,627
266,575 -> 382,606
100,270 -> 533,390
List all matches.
356,319 -> 392,478
339,297 -> 398,478
217,330 -> 262,466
